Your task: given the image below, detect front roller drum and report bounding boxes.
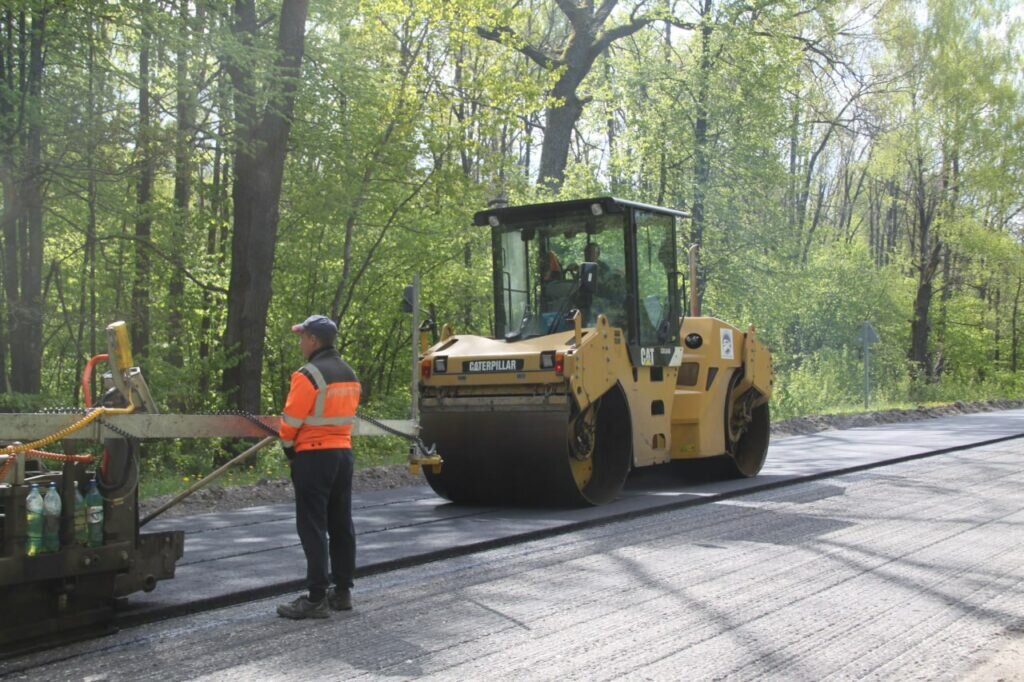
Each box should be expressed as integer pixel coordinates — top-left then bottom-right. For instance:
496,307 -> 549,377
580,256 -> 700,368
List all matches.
421,390 -> 632,506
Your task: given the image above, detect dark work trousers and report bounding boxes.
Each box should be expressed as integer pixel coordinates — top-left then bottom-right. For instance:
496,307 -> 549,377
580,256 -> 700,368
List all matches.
290,448 -> 356,601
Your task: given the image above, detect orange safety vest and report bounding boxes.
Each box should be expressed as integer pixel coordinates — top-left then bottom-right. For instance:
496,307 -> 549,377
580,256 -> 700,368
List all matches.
280,347 -> 361,451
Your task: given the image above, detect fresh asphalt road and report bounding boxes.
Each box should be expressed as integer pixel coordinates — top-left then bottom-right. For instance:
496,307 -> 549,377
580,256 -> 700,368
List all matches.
2,436 -> 1022,680
117,409 -> 1024,622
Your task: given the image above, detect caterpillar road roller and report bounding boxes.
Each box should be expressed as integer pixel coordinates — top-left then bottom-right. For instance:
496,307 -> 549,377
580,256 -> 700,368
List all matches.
417,197 -> 773,505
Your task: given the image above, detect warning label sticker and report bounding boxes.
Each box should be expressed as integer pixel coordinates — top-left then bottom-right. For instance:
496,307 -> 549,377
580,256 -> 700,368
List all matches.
720,328 -> 734,360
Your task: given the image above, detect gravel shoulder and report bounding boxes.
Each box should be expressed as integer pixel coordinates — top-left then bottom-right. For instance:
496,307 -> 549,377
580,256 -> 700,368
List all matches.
139,398 -> 1024,520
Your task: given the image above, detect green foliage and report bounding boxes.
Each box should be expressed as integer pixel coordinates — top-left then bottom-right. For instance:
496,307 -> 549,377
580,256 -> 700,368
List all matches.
3,0 -> 1023,492
138,441 -> 291,500
731,241 -> 916,418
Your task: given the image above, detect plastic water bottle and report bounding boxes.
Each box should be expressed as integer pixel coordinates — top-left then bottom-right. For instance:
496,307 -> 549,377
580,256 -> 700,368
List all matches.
25,483 -> 43,556
42,481 -> 62,553
85,480 -> 104,547
74,485 -> 88,546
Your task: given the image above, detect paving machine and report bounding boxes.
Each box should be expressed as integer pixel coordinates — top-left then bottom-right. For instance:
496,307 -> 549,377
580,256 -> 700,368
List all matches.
417,197 -> 773,505
0,321 -> 419,652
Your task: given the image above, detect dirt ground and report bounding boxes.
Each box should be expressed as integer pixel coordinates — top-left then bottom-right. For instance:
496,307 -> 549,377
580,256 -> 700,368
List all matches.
138,398 -> 1024,520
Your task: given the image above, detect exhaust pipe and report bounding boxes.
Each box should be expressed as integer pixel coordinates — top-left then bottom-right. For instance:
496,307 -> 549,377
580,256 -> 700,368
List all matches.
688,244 -> 700,317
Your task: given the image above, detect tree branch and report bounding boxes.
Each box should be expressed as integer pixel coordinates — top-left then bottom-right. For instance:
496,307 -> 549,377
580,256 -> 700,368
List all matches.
476,25 -> 562,70
94,235 -> 228,295
553,0 -> 584,26
667,18 -> 697,31
593,17 -> 652,56
594,0 -> 620,27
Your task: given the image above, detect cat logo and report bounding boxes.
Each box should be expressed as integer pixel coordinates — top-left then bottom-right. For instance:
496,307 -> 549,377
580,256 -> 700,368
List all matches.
463,359 -> 524,373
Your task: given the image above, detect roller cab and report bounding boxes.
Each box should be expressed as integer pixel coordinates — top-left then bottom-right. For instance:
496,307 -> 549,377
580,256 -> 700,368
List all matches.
418,197 -> 773,506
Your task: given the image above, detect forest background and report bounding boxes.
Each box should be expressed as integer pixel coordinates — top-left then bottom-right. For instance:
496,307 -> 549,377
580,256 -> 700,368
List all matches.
1,0 -> 1022,484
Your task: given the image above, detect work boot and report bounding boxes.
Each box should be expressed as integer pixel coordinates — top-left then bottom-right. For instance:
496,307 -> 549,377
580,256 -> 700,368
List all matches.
327,586 -> 352,611
277,595 -> 329,620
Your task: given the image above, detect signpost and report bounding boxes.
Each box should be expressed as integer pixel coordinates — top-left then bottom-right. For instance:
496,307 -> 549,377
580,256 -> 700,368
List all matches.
859,321 -> 880,409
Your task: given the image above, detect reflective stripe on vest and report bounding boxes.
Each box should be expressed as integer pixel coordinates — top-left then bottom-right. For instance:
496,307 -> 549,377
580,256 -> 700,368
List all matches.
282,414 -> 305,428
300,362 -> 357,426
302,362 -> 329,418
305,416 -> 356,426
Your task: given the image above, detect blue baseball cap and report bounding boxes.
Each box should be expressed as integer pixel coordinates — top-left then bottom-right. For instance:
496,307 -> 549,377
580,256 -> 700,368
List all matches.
291,314 -> 338,343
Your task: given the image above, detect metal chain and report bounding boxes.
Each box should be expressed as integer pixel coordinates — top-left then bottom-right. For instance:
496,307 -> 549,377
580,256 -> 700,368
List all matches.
29,406 -> 428,454
95,409 -> 280,441
97,417 -> 139,440
189,409 -> 425,453
357,412 -> 434,456
206,410 -> 281,438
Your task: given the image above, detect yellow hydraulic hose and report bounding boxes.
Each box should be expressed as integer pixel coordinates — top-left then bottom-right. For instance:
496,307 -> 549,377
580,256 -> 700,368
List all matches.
0,403 -> 135,455
0,403 -> 135,481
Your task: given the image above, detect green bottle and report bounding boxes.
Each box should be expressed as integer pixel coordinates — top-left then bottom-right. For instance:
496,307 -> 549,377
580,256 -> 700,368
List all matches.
74,485 -> 88,546
25,483 -> 43,557
85,480 -> 104,547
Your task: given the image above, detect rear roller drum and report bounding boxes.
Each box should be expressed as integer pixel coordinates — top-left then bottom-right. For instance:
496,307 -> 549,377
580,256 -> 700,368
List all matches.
723,370 -> 770,478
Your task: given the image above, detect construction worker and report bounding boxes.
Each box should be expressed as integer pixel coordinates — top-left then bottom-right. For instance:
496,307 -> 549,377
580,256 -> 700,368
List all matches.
541,249 -> 563,282
581,241 -> 626,327
276,314 -> 361,620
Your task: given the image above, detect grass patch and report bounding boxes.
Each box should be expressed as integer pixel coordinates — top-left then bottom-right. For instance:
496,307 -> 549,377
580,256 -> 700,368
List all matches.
780,399 -> 948,419
138,435 -> 409,500
776,397 -> 997,421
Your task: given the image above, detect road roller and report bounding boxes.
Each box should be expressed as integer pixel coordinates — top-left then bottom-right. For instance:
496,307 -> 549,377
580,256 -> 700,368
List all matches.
417,197 -> 773,505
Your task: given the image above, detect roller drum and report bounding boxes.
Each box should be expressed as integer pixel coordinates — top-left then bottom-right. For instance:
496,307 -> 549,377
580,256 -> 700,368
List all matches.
421,389 -> 632,506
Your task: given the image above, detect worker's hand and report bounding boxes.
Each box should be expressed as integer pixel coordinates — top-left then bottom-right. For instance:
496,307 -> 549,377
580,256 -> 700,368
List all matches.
283,446 -> 296,461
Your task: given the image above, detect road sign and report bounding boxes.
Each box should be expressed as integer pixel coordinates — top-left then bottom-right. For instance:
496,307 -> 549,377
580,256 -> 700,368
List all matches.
859,321 -> 880,345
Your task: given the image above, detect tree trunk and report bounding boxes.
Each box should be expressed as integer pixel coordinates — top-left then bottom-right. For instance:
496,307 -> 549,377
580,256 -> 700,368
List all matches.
2,6 -> 46,393
132,10 -> 152,358
222,0 -> 309,412
480,1 -> 648,193
167,0 -> 192,371
1012,275 -> 1021,373
788,97 -> 799,230
909,245 -> 940,376
992,287 -> 1001,366
76,27 -> 99,395
908,153 -> 941,379
690,0 -> 713,310
199,60 -> 227,399
538,86 -> 584,191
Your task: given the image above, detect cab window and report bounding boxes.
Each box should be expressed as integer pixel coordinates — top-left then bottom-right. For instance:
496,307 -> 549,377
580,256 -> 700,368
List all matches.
635,210 -> 677,346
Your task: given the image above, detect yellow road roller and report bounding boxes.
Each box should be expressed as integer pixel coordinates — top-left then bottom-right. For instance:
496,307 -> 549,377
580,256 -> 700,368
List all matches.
417,197 -> 773,505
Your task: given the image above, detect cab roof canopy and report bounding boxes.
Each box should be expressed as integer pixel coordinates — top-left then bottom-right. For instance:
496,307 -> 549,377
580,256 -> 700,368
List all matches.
473,197 -> 690,227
